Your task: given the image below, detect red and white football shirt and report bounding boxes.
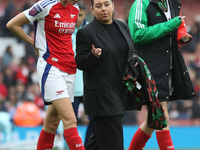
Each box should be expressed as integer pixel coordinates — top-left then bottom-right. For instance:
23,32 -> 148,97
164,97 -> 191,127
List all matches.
23,0 -> 79,74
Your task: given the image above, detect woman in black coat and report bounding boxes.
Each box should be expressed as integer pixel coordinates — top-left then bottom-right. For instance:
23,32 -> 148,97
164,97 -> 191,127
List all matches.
75,0 -> 136,149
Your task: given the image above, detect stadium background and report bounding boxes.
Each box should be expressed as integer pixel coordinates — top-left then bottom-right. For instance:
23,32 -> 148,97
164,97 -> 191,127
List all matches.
0,0 -> 200,149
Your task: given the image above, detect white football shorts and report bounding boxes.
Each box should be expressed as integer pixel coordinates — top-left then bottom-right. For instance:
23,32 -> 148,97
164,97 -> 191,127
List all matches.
37,57 -> 75,105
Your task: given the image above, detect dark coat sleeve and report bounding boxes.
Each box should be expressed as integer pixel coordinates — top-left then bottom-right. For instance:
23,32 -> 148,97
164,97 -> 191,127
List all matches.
75,28 -> 98,70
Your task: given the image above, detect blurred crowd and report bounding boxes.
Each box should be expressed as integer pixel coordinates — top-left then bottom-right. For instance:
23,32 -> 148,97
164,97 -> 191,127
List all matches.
0,0 -> 200,143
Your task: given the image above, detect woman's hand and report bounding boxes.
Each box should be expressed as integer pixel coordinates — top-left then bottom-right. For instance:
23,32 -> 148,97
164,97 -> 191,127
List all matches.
180,16 -> 186,21
34,48 -> 39,56
91,45 -> 101,58
180,16 -> 193,43
180,34 -> 192,43
135,62 -> 138,67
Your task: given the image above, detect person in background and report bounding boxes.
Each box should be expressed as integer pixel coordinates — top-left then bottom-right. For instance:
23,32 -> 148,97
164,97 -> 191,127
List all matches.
1,45 -> 13,71
0,71 -> 8,100
0,0 -> 5,35
75,0 -> 137,149
6,0 -> 85,150
71,1 -> 94,147
0,72 -> 12,143
13,93 -> 43,127
2,0 -> 17,37
128,0 -> 195,150
0,111 -> 13,143
24,30 -> 38,66
2,66 -> 14,90
72,1 -> 88,124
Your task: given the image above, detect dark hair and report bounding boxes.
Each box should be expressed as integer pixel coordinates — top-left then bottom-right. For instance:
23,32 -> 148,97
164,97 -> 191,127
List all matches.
91,0 -> 94,7
5,45 -> 12,55
77,1 -> 87,11
91,0 -> 112,8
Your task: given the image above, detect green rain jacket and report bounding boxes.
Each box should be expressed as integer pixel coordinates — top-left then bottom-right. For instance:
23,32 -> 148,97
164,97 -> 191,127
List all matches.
128,0 -> 195,101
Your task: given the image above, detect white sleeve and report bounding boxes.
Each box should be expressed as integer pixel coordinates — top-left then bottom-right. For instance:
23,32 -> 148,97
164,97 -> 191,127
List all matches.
73,3 -> 79,10
23,1 -> 49,22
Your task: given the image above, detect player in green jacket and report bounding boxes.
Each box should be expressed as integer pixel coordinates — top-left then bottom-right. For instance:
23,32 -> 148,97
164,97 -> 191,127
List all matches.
128,0 -> 195,150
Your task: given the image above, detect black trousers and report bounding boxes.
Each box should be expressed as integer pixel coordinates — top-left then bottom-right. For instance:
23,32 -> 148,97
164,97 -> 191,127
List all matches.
86,115 -> 123,150
84,116 -> 94,147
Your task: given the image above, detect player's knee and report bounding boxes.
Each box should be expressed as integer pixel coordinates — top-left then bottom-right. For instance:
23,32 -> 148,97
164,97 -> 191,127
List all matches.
45,117 -> 61,133
69,115 -> 77,126
63,115 -> 77,128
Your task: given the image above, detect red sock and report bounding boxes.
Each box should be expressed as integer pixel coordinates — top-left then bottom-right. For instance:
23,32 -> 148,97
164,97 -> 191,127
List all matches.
156,130 -> 174,150
37,129 -> 55,150
64,127 -> 85,150
128,127 -> 151,150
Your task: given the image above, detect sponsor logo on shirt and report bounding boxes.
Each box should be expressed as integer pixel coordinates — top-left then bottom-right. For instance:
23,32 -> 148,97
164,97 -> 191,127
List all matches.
29,4 -> 42,16
55,21 -> 75,34
55,21 -> 75,28
54,13 -> 61,18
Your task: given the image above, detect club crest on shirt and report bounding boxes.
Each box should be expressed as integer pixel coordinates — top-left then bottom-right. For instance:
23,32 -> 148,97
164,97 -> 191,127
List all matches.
29,4 -> 42,17
70,14 -> 76,18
